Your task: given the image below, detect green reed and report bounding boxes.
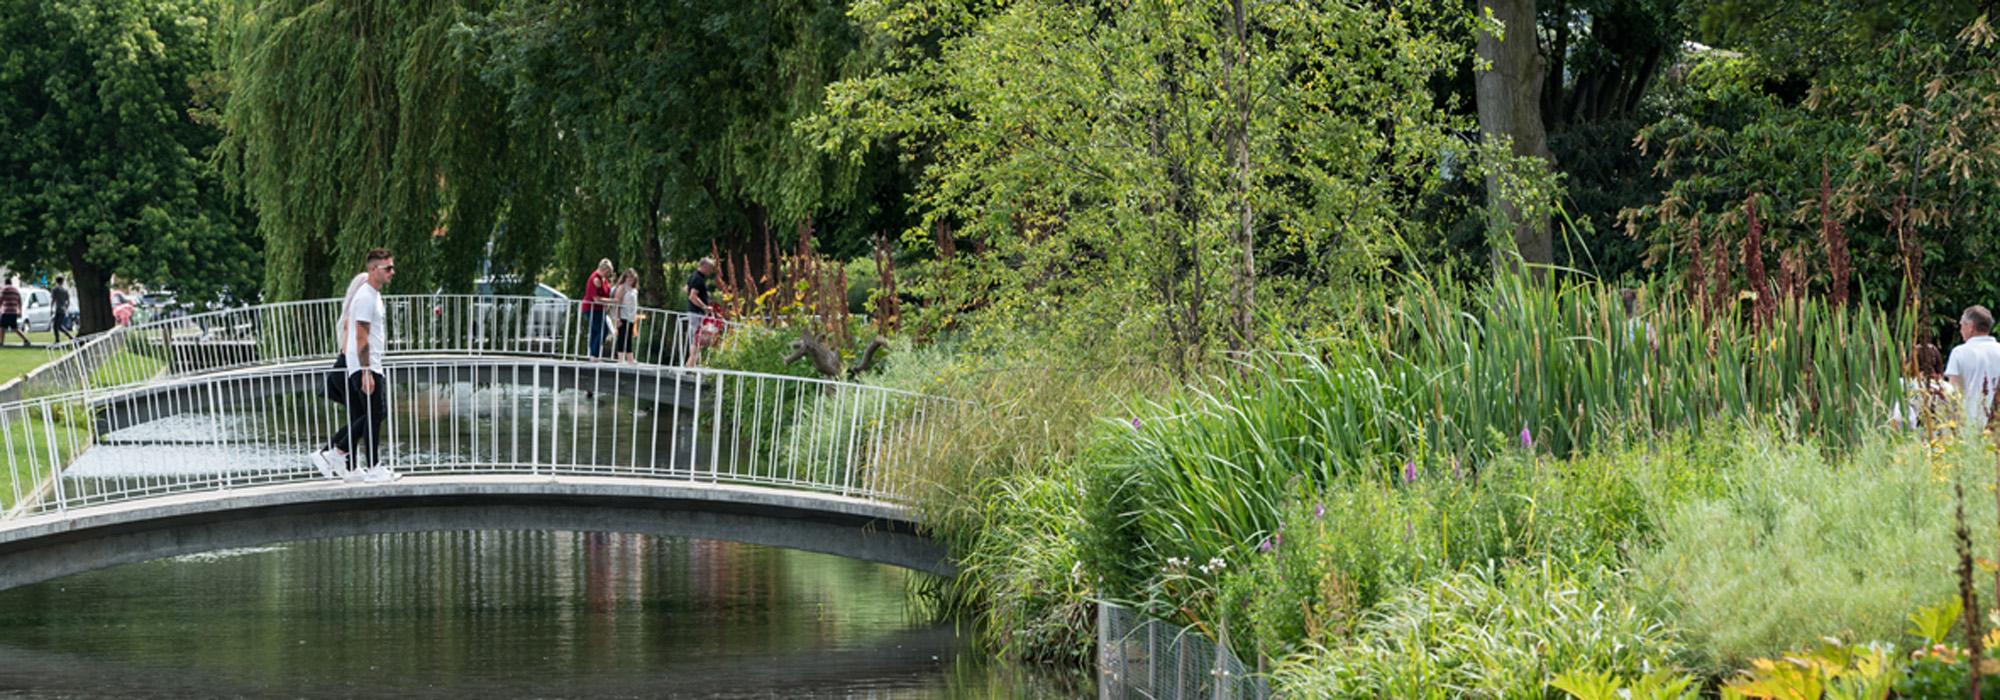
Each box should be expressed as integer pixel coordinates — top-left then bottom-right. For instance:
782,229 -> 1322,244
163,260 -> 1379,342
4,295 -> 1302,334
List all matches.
1385,272 -> 1905,462
1092,271 -> 1909,599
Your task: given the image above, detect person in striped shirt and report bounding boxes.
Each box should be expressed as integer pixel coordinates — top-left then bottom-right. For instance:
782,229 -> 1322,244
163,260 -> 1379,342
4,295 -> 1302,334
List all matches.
0,278 -> 30,347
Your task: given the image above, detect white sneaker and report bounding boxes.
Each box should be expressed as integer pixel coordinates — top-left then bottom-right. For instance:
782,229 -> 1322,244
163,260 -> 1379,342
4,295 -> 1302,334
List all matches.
360,466 -> 400,483
337,453 -> 366,482
309,449 -> 340,480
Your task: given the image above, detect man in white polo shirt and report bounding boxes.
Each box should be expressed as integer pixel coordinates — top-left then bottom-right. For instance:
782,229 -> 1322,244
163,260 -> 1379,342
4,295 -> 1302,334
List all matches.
310,248 -> 399,483
1946,305 -> 2000,430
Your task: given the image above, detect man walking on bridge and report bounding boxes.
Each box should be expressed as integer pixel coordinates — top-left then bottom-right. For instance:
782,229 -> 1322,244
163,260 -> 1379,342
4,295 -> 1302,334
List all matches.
312,249 -> 399,483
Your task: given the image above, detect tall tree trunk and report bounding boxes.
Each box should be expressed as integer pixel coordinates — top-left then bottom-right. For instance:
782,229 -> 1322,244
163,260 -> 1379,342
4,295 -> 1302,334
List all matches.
639,174 -> 668,310
1148,45 -> 1198,378
1476,0 -> 1555,273
1541,0 -> 1570,132
723,202 -> 775,284
67,243 -> 113,336
1226,0 -> 1255,358
1622,48 -> 1663,115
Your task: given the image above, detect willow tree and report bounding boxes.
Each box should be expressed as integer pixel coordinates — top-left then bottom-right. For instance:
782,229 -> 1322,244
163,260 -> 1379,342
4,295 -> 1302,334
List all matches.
0,0 -> 258,333
221,0 -> 563,300
468,0 -> 894,305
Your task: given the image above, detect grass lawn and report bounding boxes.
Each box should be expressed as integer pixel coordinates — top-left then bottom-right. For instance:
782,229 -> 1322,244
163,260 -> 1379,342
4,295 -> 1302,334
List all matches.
0,332 -> 62,386
0,404 -> 87,516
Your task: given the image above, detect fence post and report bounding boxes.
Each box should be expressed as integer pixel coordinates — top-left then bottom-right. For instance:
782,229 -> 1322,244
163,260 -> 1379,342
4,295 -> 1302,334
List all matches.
1215,616 -> 1230,700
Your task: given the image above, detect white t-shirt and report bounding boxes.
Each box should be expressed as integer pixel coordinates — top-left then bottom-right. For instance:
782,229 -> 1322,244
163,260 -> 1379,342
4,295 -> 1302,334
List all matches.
618,288 -> 639,322
1946,335 -> 2000,427
336,272 -> 368,352
344,283 -> 387,376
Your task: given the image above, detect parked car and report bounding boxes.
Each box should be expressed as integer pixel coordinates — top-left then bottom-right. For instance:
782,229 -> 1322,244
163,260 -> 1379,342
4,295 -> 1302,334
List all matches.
423,277 -> 571,347
138,291 -> 180,320
475,277 -> 570,338
19,287 -> 75,332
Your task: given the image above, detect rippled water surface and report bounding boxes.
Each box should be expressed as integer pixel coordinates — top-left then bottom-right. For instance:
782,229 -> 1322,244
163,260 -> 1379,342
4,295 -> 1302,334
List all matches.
0,532 -> 1079,698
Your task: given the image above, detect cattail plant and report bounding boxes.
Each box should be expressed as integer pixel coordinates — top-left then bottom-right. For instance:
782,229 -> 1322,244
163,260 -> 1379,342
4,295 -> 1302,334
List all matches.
1707,222 -> 1733,320
1685,220 -> 1709,320
1742,194 -> 1772,331
1957,478 -> 1985,700
1819,162 -> 1852,307
872,234 -> 901,334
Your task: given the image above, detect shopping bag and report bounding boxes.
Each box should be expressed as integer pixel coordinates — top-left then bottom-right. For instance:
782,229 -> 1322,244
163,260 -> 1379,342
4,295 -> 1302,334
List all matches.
695,316 -> 724,348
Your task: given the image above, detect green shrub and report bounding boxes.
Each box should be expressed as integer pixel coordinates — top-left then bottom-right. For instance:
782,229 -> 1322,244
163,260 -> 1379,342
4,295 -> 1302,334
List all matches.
1270,562 -> 1685,699
703,323 -> 820,379
1634,434 -> 1996,675
1163,434 -> 1732,662
843,256 -> 877,316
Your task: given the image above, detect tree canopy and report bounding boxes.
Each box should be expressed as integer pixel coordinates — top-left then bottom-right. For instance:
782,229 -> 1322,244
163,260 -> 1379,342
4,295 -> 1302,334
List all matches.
814,0 -> 1470,368
4,0 -> 1981,362
0,0 -> 257,332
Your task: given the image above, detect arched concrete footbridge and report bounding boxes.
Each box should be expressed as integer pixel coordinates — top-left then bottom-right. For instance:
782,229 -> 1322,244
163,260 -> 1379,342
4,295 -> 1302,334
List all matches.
0,295 -> 959,592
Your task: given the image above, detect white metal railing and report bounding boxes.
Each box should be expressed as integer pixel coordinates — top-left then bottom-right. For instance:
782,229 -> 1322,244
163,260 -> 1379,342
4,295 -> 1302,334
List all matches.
30,295 -> 746,398
0,301 -> 952,521
1,359 -> 954,518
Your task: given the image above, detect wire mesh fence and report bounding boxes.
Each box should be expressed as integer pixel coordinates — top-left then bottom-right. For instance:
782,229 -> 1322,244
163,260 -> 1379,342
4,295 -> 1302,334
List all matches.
1098,602 -> 1271,700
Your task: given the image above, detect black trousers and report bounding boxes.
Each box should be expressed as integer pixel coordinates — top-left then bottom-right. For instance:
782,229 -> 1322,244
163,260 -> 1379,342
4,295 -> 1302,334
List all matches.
329,369 -> 386,469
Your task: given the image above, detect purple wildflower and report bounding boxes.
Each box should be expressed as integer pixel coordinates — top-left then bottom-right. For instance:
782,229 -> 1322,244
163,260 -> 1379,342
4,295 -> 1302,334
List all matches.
1131,417 -> 1142,431
1519,426 -> 1534,450
1314,503 -> 1326,520
1402,461 -> 1417,484
1257,537 -> 1273,553
1403,521 -> 1414,542
1273,531 -> 1282,549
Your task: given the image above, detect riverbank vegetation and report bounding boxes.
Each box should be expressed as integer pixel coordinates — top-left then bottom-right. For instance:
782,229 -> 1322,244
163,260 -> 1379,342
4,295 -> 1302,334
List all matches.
681,0 -> 2000,693
727,269 -> 1998,696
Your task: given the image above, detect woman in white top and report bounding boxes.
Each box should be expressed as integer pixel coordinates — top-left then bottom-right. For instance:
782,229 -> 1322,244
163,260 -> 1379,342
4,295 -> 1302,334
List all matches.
613,269 -> 640,363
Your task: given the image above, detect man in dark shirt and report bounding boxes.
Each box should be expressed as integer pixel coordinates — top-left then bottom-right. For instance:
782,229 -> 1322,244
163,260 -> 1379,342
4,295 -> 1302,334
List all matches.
686,258 -> 715,315
0,278 -> 29,347
49,276 -> 72,342
683,257 -> 718,367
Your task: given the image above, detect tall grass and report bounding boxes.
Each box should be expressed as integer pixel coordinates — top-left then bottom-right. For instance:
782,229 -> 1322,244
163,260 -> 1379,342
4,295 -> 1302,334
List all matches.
1269,562 -> 1685,699
1633,433 -> 1995,675
1087,273 -> 1905,601
1384,273 -> 1905,459
890,338 -> 1172,664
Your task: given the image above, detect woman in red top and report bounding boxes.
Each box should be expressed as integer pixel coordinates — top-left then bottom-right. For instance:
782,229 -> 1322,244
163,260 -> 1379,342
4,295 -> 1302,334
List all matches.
583,258 -> 614,359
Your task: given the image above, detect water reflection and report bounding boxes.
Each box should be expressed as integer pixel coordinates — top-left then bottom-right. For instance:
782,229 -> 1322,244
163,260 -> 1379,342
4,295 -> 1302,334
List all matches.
0,532 -> 1078,698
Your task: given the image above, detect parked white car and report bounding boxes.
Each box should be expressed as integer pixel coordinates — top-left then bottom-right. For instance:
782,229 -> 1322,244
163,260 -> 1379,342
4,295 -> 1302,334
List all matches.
476,277 -> 570,339
20,287 -> 73,332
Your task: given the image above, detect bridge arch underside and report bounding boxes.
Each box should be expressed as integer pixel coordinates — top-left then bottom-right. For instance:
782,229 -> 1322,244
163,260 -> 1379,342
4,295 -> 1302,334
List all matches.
0,479 -> 951,594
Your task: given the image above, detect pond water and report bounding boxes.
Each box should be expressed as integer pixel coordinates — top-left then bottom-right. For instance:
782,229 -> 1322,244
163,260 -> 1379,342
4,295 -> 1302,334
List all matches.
0,531 -> 1083,698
